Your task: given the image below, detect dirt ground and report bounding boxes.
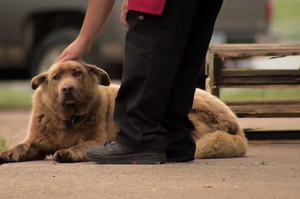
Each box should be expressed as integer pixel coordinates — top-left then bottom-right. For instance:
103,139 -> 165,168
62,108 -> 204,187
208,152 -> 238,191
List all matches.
0,111 -> 300,199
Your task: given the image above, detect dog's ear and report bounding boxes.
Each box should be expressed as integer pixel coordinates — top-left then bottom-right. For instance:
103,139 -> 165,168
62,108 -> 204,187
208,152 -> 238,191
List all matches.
81,61 -> 111,86
31,72 -> 48,90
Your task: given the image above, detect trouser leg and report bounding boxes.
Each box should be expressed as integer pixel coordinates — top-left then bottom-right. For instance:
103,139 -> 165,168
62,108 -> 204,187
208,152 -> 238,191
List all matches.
162,0 -> 224,158
114,0 -> 201,151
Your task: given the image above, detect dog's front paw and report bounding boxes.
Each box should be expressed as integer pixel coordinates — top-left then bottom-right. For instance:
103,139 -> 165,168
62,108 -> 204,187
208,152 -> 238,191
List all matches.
53,149 -> 75,163
0,151 -> 10,165
0,150 -> 20,165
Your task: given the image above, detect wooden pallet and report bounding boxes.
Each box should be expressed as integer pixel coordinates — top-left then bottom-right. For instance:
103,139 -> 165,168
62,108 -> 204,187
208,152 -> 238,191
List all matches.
208,44 -> 300,58
225,99 -> 300,118
246,129 -> 300,144
215,69 -> 300,88
206,44 -> 300,118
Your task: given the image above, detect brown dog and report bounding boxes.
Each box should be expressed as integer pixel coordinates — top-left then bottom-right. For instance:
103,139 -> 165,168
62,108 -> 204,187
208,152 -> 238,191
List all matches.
0,60 -> 248,164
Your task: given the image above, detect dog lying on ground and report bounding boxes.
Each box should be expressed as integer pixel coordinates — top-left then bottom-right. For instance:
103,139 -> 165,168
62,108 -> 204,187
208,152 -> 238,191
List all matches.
0,60 -> 248,164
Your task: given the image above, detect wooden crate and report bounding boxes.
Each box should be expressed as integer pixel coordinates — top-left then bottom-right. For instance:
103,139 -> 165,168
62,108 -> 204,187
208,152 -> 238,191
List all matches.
205,44 -> 300,118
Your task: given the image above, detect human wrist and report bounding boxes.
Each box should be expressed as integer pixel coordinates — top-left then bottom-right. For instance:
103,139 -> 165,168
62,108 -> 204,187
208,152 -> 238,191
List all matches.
76,35 -> 94,48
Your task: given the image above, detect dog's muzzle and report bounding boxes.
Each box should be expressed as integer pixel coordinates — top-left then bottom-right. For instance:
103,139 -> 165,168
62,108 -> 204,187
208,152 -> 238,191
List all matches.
62,85 -> 73,95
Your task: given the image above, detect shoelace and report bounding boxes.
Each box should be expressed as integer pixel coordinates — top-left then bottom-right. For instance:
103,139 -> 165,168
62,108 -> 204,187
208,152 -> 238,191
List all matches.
104,140 -> 117,147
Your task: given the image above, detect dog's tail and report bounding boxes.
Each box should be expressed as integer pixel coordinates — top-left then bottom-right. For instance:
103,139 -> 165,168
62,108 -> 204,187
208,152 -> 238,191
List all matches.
194,126 -> 248,159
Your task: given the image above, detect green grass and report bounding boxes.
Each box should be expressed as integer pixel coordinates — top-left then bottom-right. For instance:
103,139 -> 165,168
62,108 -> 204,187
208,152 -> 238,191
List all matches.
221,88 -> 300,100
0,134 -> 7,152
272,0 -> 300,42
0,82 -> 33,110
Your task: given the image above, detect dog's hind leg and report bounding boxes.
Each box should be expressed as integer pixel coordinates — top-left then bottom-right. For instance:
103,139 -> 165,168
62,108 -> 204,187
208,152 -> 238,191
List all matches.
194,130 -> 248,159
0,142 -> 46,164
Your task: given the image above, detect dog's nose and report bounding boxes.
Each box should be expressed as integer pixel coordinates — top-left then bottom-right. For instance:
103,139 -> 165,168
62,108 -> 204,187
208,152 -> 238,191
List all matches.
62,85 -> 73,94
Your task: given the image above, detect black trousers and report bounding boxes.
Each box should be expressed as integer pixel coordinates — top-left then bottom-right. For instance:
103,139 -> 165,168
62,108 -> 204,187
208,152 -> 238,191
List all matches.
114,0 -> 224,153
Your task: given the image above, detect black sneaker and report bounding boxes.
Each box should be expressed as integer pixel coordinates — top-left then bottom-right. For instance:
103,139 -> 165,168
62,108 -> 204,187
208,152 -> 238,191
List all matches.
85,141 -> 166,164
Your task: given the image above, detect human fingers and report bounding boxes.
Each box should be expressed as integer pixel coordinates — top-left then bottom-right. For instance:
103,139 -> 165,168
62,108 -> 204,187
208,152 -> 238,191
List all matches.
121,10 -> 129,27
57,54 -> 76,63
121,0 -> 129,28
56,50 -> 69,63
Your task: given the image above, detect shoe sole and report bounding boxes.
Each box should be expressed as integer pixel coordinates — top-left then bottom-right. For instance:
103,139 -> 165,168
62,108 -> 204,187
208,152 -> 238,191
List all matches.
166,157 -> 195,163
86,152 -> 166,164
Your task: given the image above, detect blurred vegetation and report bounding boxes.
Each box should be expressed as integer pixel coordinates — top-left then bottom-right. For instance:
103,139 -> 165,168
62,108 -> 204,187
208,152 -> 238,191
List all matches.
272,0 -> 300,42
0,82 -> 33,110
221,88 -> 300,100
0,133 -> 8,152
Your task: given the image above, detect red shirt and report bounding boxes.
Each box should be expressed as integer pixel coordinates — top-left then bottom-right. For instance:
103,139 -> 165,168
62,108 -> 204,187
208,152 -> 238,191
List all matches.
128,0 -> 166,15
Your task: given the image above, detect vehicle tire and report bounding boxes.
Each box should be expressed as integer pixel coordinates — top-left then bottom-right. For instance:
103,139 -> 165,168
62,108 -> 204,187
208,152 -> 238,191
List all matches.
29,28 -> 104,78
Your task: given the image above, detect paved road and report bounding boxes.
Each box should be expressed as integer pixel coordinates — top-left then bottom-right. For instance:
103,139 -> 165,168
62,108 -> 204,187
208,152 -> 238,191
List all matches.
0,144 -> 299,199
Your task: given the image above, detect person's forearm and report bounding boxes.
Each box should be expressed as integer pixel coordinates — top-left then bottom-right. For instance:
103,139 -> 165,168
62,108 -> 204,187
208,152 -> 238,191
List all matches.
78,0 -> 116,45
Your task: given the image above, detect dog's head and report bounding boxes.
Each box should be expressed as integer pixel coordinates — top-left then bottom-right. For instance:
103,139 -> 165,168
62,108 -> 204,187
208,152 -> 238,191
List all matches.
31,60 -> 110,107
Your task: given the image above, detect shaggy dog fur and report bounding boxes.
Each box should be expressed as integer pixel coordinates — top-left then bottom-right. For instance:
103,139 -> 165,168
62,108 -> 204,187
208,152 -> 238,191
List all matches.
0,60 -> 248,164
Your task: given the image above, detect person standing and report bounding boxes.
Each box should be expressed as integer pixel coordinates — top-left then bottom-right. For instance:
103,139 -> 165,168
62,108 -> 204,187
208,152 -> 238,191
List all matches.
57,0 -> 224,164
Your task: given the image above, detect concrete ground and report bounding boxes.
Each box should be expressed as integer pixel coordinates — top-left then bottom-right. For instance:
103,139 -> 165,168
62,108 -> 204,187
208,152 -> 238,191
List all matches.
0,111 -> 300,199
0,144 -> 299,199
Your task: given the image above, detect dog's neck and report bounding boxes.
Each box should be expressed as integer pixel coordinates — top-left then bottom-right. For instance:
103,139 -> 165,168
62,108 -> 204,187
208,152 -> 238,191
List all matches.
49,108 -> 85,127
46,103 -> 86,127
63,114 -> 84,127
42,92 -> 99,127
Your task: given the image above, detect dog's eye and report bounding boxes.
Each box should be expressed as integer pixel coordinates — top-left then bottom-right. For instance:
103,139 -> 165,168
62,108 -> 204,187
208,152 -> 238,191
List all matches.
74,71 -> 82,77
53,76 -> 61,81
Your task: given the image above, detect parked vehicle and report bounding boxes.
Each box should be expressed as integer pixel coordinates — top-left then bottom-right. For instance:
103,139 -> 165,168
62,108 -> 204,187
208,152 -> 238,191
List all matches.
0,0 -> 274,79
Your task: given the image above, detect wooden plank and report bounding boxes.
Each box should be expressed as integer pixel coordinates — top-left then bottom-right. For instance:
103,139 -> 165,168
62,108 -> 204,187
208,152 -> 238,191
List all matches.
208,44 -> 300,58
225,99 -> 300,105
211,86 -> 220,97
205,53 -> 210,76
213,58 -> 223,81
214,69 -> 300,87
218,85 -> 300,89
246,130 -> 300,143
205,51 -> 224,97
214,51 -> 299,58
211,58 -> 223,97
209,43 -> 300,50
206,51 -> 216,95
238,118 -> 300,131
231,109 -> 300,118
249,140 -> 300,144
222,69 -> 300,76
225,99 -> 300,118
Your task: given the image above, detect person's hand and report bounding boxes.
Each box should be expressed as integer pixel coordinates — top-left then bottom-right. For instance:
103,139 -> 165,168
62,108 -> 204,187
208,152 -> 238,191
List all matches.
120,0 -> 129,27
56,38 -> 92,63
